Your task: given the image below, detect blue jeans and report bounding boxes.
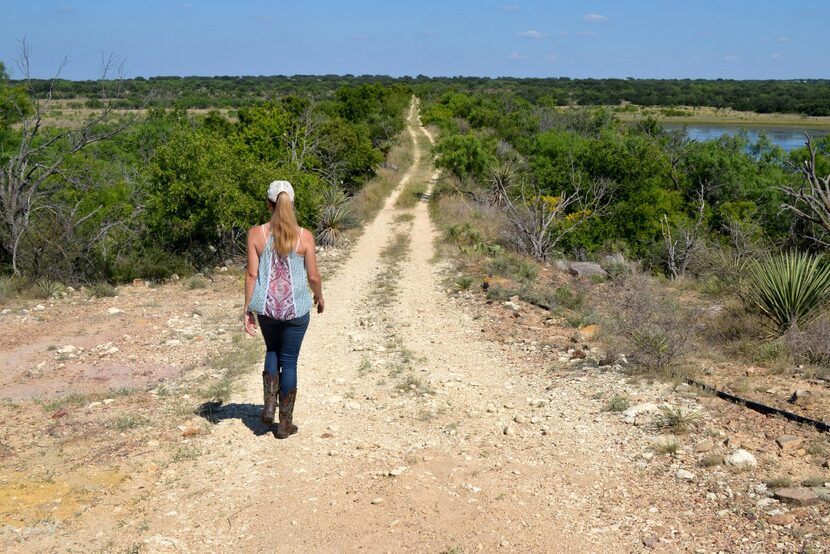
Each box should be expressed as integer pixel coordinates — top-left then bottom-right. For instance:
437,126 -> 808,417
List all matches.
257,312 -> 309,395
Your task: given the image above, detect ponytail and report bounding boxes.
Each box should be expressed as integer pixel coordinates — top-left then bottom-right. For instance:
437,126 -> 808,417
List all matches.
270,192 -> 299,256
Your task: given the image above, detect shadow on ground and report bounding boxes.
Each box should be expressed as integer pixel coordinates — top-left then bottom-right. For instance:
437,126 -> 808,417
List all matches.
195,401 -> 273,436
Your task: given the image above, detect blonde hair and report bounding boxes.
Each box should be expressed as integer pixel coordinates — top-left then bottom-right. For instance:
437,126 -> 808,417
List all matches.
269,192 -> 299,256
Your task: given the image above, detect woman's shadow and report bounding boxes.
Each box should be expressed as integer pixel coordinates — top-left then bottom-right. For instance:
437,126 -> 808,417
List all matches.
195,401 -> 273,436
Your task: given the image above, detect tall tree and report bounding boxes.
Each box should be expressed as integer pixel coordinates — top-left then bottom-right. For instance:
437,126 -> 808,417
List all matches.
0,43 -> 131,274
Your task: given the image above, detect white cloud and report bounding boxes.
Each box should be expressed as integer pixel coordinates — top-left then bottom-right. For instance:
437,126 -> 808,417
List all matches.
507,51 -> 527,60
180,2 -> 192,8
519,30 -> 547,39
776,36 -> 791,43
723,55 -> 740,62
583,13 -> 608,23
771,53 -> 783,60
257,15 -> 275,24
422,30 -> 437,37
545,54 -> 559,61
503,4 -> 520,12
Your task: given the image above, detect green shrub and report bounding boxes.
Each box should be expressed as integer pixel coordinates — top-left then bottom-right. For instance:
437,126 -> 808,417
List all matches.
603,394 -> 631,412
447,222 -> 483,248
186,276 -> 208,290
739,252 -> 830,335
751,338 -> 790,364
607,274 -> 697,375
0,276 -> 27,302
657,405 -> 704,433
89,282 -> 118,298
554,286 -> 585,311
488,253 -> 516,276
516,261 -> 538,284
455,275 -> 474,290
485,284 -> 516,302
111,248 -> 194,282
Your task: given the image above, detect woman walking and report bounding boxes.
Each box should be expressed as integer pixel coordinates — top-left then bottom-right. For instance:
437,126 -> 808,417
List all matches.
244,180 -> 324,439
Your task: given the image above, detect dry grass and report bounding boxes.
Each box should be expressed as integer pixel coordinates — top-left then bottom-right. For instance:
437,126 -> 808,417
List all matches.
195,337 -> 261,404
185,276 -> 208,290
34,99 -> 236,129
657,405 -> 704,433
653,436 -> 681,456
603,394 -> 631,412
609,104 -> 830,128
785,315 -> 830,375
394,213 -> 415,224
395,133 -> 433,209
395,180 -> 428,209
603,273 -> 699,377
395,374 -> 435,396
766,475 -> 793,488
801,475 -> 829,487
349,128 -> 415,225
699,454 -> 724,467
430,192 -> 507,247
369,233 -> 411,307
0,275 -> 28,303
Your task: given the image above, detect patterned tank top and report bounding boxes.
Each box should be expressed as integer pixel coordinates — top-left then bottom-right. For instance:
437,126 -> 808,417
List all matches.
247,226 -> 313,320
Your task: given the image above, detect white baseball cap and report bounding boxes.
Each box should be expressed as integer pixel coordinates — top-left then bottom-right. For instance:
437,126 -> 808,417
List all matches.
267,180 -> 294,203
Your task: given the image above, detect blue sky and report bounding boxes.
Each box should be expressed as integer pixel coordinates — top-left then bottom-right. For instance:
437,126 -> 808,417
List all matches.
1,1 -> 827,80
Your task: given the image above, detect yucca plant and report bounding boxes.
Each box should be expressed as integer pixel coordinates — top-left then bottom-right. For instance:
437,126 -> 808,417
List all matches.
657,405 -> 704,433
316,186 -> 351,248
34,278 -> 66,299
739,251 -> 830,335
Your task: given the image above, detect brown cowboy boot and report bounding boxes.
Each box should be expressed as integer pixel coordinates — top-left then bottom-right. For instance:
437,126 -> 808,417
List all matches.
275,389 -> 298,439
260,371 -> 279,424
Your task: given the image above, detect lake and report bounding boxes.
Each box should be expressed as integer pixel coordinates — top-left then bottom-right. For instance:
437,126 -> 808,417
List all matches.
662,124 -> 830,152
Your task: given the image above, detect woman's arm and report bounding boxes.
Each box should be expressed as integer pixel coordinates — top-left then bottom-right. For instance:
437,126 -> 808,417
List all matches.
303,232 -> 324,313
244,227 -> 260,334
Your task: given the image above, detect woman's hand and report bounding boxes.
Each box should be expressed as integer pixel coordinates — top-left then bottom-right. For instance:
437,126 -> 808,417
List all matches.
244,310 -> 258,336
315,296 -> 325,314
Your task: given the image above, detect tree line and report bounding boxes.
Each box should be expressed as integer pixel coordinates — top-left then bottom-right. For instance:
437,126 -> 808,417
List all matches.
14,74 -> 830,115
0,59 -> 411,282
422,88 -> 830,272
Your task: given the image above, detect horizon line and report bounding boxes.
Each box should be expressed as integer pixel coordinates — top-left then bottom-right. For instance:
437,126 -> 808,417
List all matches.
10,74 -> 830,83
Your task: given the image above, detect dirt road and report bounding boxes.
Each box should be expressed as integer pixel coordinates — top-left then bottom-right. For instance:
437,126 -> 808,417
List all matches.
104,102 -> 665,552
128,100 -> 634,552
